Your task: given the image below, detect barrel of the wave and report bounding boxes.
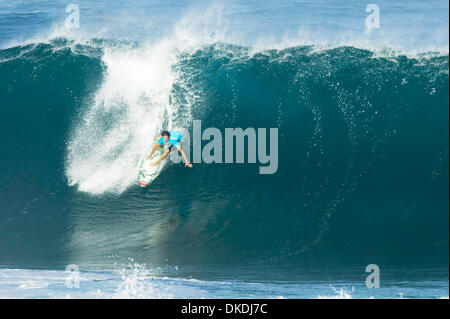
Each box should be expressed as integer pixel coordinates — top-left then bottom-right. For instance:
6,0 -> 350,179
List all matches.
138,144 -> 164,187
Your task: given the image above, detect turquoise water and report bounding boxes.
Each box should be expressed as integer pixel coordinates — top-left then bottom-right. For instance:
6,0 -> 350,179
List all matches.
0,0 -> 448,298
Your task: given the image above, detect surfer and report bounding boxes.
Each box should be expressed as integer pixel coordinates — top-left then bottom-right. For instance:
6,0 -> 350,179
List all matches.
147,130 -> 193,167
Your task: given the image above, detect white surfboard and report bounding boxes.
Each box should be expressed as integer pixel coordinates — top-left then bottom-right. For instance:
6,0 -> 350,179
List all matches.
137,145 -> 164,187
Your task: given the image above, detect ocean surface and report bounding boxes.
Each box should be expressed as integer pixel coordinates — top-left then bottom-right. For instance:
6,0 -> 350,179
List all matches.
0,0 -> 448,298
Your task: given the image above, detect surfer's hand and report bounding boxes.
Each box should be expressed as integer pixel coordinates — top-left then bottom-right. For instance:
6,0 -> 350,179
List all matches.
150,161 -> 158,167
185,162 -> 193,168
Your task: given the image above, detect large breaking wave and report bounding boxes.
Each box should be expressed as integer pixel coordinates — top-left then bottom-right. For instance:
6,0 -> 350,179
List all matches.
0,37 -> 448,268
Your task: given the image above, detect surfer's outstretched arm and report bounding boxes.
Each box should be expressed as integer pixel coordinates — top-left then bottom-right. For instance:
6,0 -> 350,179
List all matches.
151,149 -> 170,166
177,145 -> 193,168
146,143 -> 159,160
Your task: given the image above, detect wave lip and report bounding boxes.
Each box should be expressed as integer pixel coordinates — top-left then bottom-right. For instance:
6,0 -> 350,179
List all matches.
1,0 -> 449,53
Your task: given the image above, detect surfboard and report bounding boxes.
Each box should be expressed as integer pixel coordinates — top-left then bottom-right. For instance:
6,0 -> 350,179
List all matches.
138,145 -> 164,187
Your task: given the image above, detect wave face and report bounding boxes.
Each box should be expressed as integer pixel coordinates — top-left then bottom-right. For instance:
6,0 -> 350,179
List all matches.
0,39 -> 448,268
